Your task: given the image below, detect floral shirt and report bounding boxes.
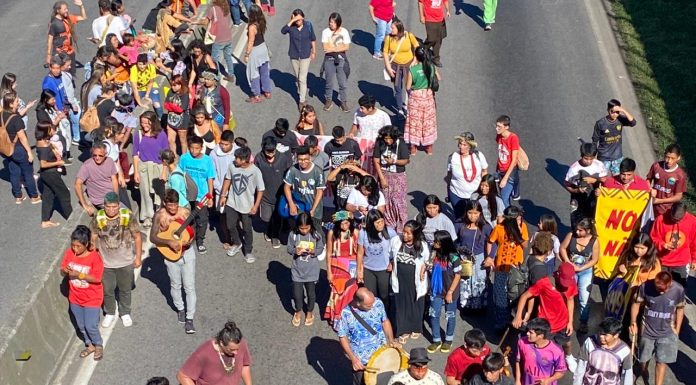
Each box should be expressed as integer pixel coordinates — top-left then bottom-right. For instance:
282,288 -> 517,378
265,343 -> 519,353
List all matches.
335,298 -> 387,364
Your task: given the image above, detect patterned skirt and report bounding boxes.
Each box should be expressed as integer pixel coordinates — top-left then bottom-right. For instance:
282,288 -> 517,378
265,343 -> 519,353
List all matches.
404,89 -> 437,146
383,171 -> 408,233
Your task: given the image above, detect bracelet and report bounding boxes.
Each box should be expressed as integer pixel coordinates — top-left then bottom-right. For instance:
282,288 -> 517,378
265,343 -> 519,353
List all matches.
78,272 -> 86,280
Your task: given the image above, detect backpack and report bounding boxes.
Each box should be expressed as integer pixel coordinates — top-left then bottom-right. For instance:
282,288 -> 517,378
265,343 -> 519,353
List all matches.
172,170 -> 198,202
507,257 -> 546,303
0,113 -> 18,157
80,99 -> 105,133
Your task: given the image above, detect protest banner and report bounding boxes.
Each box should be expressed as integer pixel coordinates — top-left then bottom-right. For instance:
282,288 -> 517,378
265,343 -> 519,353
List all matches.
593,187 -> 650,279
604,265 -> 640,320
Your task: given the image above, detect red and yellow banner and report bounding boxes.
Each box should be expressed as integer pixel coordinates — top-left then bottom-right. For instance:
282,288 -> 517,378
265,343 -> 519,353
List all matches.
594,187 -> 650,279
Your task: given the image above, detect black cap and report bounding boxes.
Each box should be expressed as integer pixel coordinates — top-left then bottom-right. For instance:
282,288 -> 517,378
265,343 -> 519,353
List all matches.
408,347 -> 431,365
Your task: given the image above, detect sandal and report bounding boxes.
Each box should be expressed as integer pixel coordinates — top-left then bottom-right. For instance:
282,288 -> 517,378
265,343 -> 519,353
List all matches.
93,345 -> 104,361
398,335 -> 409,344
291,313 -> 301,327
410,332 -> 421,339
79,345 -> 95,358
304,314 -> 314,326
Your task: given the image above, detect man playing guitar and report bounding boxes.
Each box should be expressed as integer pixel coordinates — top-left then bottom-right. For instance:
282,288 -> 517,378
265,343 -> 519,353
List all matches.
150,189 -> 198,334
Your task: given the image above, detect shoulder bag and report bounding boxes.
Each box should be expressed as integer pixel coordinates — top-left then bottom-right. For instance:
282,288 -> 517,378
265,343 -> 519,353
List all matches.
349,305 -> 377,335
383,35 -> 406,81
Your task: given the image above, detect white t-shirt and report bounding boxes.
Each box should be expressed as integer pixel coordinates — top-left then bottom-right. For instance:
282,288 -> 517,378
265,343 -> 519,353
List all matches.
92,15 -> 129,46
353,109 -> 391,142
103,139 -> 121,164
564,159 -> 608,184
347,187 -> 385,210
448,151 -> 489,198
321,27 -> 352,46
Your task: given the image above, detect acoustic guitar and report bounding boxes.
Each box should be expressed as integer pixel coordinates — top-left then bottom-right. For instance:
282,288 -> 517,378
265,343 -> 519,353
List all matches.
157,195 -> 211,262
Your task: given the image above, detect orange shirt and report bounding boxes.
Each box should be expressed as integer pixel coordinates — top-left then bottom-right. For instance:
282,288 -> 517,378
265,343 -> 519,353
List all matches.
489,222 -> 529,271
632,259 -> 662,287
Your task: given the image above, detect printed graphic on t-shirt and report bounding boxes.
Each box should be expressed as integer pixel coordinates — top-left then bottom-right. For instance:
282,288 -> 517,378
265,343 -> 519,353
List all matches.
67,262 -> 91,289
233,173 -> 251,195
497,143 -> 510,164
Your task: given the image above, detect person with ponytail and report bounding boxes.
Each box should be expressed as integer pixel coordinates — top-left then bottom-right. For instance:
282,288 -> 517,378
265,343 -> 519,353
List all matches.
405,45 -> 441,155
390,220 -> 430,344
178,321 -> 253,384
35,121 -> 73,228
484,205 -> 528,331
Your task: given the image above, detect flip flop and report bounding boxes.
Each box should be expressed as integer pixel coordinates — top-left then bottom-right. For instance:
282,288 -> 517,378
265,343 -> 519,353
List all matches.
304,315 -> 314,326
410,332 -> 421,339
398,335 -> 409,344
79,345 -> 95,358
291,313 -> 301,327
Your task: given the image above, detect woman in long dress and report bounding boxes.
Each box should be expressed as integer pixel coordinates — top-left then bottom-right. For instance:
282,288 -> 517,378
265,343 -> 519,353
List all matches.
324,211 -> 359,327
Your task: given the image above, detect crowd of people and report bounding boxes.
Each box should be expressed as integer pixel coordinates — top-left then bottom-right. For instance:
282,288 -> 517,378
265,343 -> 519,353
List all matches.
0,0 -> 691,385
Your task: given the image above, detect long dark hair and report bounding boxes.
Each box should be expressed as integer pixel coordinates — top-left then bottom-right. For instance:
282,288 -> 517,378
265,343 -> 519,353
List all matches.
414,46 -> 435,90
216,321 -> 243,345
479,175 -> 499,223
331,217 -> 356,240
294,212 -> 321,240
0,73 -> 16,99
625,233 -> 658,274
365,209 -> 390,243
416,194 -> 442,226
248,4 -> 267,35
501,206 -> 524,245
377,125 -> 402,152
358,175 -> 381,207
575,217 -> 597,237
402,220 -> 425,256
38,89 -> 57,113
80,65 -> 106,108
463,200 -> 487,232
139,110 -> 163,136
433,230 -> 456,262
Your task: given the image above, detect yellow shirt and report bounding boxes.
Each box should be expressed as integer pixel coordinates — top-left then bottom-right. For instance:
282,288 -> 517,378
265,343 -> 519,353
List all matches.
130,64 -> 156,92
382,32 -> 419,65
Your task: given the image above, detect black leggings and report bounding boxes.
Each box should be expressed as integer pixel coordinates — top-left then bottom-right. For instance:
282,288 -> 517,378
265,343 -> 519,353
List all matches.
292,281 -> 316,312
363,268 -> 390,310
38,170 -> 73,222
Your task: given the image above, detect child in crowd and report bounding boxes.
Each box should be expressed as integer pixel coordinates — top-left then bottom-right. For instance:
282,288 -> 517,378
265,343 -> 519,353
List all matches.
118,33 -> 141,66
444,329 -> 491,384
530,214 -> 560,275
468,353 -> 513,385
287,212 -> 325,327
573,317 -> 633,385
515,318 -> 567,385
427,230 -> 462,353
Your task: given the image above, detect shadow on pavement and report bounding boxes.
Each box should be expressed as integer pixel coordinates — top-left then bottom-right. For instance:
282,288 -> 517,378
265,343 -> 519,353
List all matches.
270,69 -> 300,105
519,198 -> 570,235
266,260 -> 294,314
305,336 -> 352,385
307,72 -> 326,101
453,1 -> 485,29
357,80 -> 395,113
140,248 -> 176,311
350,29 -> 374,55
669,351 -> 696,384
544,158 -> 570,189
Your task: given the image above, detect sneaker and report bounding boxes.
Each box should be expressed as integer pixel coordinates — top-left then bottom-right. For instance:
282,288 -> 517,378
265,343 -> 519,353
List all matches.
15,195 -> 26,204
71,140 -> 80,146
271,238 -> 281,249
30,197 -> 42,205
63,158 -> 73,166
372,53 -> 383,60
233,23 -> 241,28
426,342 -> 442,353
264,234 -> 271,242
226,244 -> 242,257
397,109 -> 406,118
185,319 -> 196,334
484,23 -> 492,31
177,310 -> 186,324
512,194 -> 521,201
121,314 -> 133,327
244,253 -> 256,263
565,354 -> 578,373
197,244 -> 207,254
340,102 -> 350,113
323,100 -> 333,111
101,314 -> 116,328
440,342 -> 453,353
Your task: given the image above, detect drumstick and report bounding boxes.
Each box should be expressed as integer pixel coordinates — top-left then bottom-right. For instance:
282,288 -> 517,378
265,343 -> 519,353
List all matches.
498,326 -> 511,348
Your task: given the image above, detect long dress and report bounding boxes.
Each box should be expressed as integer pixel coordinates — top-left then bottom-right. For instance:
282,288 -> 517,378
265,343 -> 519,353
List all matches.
325,233 -> 359,328
393,244 -> 425,335
404,64 -> 437,146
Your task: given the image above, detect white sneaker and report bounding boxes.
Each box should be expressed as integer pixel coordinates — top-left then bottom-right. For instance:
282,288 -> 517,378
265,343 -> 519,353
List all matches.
101,314 -> 116,328
121,314 -> 133,327
565,354 -> 578,373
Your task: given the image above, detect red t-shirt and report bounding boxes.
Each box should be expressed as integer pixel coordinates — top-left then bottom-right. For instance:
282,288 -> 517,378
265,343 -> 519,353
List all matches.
371,0 -> 395,22
419,0 -> 446,22
181,339 -> 253,385
602,174 -> 651,191
646,161 -> 687,216
444,344 -> 491,381
60,249 -> 104,307
526,277 -> 569,333
496,132 -> 520,172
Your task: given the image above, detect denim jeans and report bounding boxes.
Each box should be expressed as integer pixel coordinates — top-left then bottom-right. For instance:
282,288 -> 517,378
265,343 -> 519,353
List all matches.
229,0 -> 252,25
139,90 -> 163,117
164,247 -> 197,319
374,19 -> 391,55
429,294 -> 458,342
212,41 -> 236,77
69,105 -> 81,143
496,168 -> 519,208
7,145 -> 38,198
447,190 -> 469,219
323,56 -> 347,103
575,267 -> 593,323
69,303 -> 102,346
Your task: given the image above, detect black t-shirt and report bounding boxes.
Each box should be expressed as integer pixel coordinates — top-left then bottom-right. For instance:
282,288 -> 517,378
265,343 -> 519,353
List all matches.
373,139 -> 410,173
323,138 -> 363,168
49,17 -> 71,53
1,111 -> 24,144
96,98 -> 116,127
262,129 -> 298,154
36,145 -> 58,171
591,115 -> 637,161
254,151 -> 293,204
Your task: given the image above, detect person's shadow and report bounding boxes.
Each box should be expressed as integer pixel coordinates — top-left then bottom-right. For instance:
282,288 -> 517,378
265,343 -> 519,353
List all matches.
350,29 -> 375,54
266,260 -> 295,314
545,158 -> 570,188
140,248 -> 176,311
357,80 -> 396,113
307,72 -> 326,101
453,1 -> 486,28
305,336 -> 353,385
270,69 -> 300,104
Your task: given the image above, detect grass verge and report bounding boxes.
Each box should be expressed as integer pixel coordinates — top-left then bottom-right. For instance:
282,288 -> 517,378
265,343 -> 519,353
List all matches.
607,0 -> 696,206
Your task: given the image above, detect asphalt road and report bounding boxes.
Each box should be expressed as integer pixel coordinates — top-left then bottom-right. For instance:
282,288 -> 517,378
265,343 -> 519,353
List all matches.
0,0 -> 691,384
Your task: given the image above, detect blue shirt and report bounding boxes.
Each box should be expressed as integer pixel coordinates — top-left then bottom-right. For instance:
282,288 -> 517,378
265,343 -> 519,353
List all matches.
280,21 -> 316,60
358,227 -> 397,271
167,166 -> 189,207
335,299 -> 387,365
179,152 -> 215,201
42,74 -> 68,111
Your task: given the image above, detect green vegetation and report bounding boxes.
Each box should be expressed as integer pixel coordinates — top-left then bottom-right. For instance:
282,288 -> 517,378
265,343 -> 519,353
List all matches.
609,0 -> 696,205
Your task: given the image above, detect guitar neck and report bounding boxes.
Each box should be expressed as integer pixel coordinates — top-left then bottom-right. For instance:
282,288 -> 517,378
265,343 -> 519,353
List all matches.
173,195 -> 209,238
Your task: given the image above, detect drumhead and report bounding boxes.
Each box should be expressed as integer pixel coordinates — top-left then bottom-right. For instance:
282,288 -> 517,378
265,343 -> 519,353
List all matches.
364,346 -> 408,385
